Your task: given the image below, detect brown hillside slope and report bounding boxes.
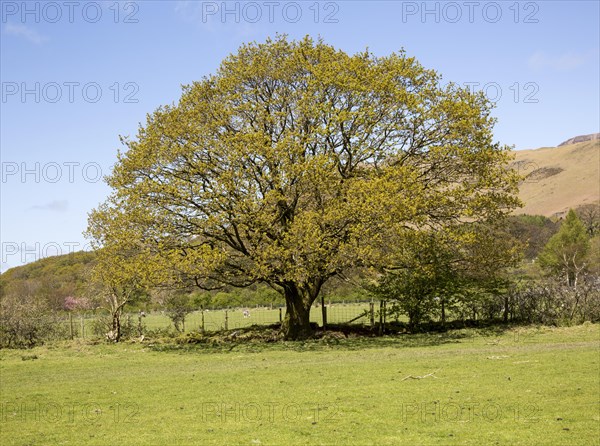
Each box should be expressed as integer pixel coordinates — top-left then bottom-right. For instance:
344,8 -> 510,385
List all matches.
558,133 -> 599,146
513,140 -> 599,218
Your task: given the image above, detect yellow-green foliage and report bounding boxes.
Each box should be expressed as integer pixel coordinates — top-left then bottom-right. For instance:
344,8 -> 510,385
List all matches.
86,36 -> 520,338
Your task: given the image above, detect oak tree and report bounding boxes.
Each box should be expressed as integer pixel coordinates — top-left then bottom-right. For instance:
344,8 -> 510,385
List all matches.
87,36 -> 520,339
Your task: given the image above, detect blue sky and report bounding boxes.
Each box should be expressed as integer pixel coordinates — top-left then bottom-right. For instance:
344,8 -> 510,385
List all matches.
1,0 -> 599,272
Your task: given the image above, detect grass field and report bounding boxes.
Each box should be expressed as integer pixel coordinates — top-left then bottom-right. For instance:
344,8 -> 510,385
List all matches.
1,324 -> 598,445
67,303 -> 375,337
139,303 -> 374,332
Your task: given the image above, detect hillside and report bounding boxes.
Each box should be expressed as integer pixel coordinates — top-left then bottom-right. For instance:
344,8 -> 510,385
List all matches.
558,132 -> 599,146
513,139 -> 600,218
0,251 -> 95,308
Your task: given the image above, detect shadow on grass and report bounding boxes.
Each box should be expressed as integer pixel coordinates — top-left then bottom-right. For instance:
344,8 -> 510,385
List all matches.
145,320 -> 529,355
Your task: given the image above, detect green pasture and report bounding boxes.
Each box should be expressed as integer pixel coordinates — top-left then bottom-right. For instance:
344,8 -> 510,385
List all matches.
64,303 -> 375,337
1,323 -> 598,445
140,303 -> 374,332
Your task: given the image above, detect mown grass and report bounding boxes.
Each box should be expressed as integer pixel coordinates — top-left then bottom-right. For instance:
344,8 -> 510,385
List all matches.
1,324 -> 598,445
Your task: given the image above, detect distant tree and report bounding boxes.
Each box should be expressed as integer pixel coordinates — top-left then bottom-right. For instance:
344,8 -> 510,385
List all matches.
63,295 -> 92,312
539,209 -> 591,287
506,214 -> 558,259
373,225 -> 521,329
87,36 -> 520,339
375,262 -> 458,330
576,203 -> 600,237
190,291 -> 212,309
152,289 -> 194,332
84,243 -> 146,342
587,235 -> 600,275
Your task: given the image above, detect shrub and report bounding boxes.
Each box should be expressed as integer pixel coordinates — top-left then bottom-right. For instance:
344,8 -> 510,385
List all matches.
0,294 -> 67,348
510,275 -> 600,325
90,310 -> 138,341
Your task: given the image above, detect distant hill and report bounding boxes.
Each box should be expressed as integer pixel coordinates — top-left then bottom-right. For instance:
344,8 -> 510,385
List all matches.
558,133 -> 600,146
513,139 -> 599,218
0,251 -> 95,309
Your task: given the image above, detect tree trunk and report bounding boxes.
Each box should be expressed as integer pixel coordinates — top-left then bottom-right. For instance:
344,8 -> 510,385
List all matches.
280,282 -> 314,340
111,310 -> 121,342
567,271 -> 575,288
107,292 -> 127,342
441,299 -> 446,327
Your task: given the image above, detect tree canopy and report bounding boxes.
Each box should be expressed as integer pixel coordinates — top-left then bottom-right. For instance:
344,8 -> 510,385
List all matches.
86,36 -> 520,339
539,209 -> 591,287
372,223 -> 521,328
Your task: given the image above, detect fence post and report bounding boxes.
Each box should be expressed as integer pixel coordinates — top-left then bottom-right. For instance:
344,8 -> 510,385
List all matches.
378,300 -> 384,336
68,312 -> 74,340
225,310 -> 229,330
321,294 -> 327,330
137,311 -> 144,337
369,302 -> 375,328
383,301 -> 387,333
279,307 -> 282,323
441,298 -> 446,327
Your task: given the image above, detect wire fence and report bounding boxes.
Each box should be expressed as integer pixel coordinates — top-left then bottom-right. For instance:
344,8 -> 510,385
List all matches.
56,302 -> 380,339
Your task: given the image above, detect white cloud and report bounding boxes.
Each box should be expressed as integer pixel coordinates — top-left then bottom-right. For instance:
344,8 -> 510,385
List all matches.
528,50 -> 596,71
4,23 -> 47,45
29,200 -> 69,212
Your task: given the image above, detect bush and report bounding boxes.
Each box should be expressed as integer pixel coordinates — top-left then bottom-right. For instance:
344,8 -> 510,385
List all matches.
510,275 -> 600,325
0,294 -> 67,348
90,311 -> 139,341
164,294 -> 194,332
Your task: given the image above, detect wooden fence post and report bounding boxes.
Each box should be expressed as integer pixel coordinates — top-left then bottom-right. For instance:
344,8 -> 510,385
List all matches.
69,312 -> 74,340
379,300 -> 386,336
279,307 -> 282,323
322,305 -> 328,330
201,306 -> 205,333
441,298 -> 446,327
137,311 -> 144,337
370,302 -> 375,328
224,310 -> 229,330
